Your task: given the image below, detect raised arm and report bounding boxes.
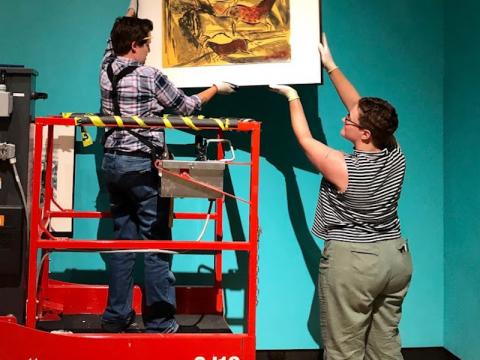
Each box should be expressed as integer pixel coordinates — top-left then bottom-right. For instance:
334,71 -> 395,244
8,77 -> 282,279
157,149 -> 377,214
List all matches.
126,0 -> 137,17
269,85 -> 348,192
319,33 -> 361,111
101,1 -> 138,68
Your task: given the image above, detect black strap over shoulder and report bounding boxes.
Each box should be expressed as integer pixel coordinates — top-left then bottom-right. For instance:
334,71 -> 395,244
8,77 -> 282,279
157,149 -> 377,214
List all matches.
106,63 -> 138,115
104,62 -> 167,160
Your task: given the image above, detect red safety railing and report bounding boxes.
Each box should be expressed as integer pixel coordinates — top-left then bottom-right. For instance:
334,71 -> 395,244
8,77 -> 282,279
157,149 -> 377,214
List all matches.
1,114 -> 261,359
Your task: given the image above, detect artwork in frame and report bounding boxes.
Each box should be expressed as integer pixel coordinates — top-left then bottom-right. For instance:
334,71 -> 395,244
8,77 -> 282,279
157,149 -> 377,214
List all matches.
138,0 -> 321,87
41,126 -> 75,233
163,0 -> 292,68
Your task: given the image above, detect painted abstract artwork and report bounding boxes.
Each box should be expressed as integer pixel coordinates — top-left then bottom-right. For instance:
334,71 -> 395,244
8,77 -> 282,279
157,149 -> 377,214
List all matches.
163,0 -> 291,68
139,0 -> 321,87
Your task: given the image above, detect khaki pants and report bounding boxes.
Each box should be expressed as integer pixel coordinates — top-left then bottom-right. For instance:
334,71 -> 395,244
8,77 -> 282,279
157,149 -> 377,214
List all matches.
319,238 -> 413,360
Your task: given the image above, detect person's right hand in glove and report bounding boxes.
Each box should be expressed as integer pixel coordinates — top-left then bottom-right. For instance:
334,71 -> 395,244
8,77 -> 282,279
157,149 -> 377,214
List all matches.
318,33 -> 338,74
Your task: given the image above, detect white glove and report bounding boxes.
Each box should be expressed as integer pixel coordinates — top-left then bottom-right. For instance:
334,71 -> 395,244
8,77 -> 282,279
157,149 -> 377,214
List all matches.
269,84 -> 299,102
318,33 -> 338,73
127,0 -> 137,16
214,81 -> 238,95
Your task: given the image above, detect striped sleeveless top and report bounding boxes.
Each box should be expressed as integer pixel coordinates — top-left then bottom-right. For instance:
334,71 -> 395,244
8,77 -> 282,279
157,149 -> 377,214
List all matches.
312,146 -> 406,242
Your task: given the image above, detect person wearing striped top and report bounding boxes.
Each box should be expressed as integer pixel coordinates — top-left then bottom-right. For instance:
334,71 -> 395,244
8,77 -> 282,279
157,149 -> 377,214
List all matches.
99,1 -> 236,334
270,33 -> 412,360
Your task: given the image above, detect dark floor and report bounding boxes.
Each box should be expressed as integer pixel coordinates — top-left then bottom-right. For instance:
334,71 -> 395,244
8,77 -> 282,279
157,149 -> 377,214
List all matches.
257,348 -> 460,360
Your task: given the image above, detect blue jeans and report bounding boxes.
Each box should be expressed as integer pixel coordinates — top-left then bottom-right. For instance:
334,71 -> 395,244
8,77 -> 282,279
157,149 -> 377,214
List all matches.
101,153 -> 176,331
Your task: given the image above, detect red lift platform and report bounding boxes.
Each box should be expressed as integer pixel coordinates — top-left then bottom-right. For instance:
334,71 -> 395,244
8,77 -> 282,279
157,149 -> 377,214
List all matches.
0,114 -> 261,360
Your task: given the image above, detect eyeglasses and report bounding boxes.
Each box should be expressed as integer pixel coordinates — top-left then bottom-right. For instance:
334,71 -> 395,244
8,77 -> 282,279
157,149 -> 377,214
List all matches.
344,114 -> 363,128
141,36 -> 151,50
142,35 -> 152,50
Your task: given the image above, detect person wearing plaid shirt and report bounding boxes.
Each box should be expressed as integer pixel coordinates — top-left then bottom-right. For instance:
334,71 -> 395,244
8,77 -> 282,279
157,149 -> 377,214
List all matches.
100,1 -> 236,334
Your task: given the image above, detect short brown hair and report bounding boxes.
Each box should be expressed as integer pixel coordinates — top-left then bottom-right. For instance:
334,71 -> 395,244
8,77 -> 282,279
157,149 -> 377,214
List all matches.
358,97 -> 399,150
110,16 -> 153,56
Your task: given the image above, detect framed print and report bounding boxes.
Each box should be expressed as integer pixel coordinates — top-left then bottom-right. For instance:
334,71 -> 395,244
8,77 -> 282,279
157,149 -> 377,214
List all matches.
138,0 -> 321,87
41,126 -> 75,233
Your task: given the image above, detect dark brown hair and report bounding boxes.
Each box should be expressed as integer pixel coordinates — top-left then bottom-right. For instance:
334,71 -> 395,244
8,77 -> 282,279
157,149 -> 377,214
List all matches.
358,97 -> 398,150
110,16 -> 153,56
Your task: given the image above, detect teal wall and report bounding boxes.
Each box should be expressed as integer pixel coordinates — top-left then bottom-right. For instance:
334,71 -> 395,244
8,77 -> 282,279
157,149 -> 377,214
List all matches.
0,0 -> 450,351
320,0 -> 444,349
444,1 -> 480,359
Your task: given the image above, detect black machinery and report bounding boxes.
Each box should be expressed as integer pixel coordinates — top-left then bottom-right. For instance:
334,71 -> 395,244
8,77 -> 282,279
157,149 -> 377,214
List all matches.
0,66 -> 46,323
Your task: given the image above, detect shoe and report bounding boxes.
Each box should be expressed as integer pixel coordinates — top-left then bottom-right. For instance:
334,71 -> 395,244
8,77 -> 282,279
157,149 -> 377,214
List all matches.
101,312 -> 143,333
145,320 -> 179,334
124,321 -> 143,333
162,321 -> 179,334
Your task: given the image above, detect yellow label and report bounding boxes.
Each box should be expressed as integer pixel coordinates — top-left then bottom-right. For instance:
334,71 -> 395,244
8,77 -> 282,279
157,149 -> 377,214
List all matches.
80,126 -> 93,147
0,215 -> 4,227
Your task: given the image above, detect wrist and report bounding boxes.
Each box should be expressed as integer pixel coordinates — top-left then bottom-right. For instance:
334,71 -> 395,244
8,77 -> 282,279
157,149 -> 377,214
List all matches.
287,90 -> 299,102
327,65 -> 339,75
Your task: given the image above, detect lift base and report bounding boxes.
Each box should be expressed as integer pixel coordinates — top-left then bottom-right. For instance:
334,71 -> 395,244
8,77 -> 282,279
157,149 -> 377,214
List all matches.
0,318 -> 252,360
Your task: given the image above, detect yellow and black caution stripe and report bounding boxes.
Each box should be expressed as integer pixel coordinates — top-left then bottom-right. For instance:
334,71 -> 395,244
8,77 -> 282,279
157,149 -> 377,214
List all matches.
162,114 -> 173,129
181,116 -> 200,131
131,115 -> 148,128
67,114 -> 249,130
113,115 -> 124,127
62,112 -> 94,147
212,117 -> 230,131
85,115 -> 106,127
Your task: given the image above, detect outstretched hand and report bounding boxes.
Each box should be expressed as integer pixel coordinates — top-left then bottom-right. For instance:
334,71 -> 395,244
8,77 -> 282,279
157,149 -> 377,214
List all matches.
214,81 -> 238,95
126,0 -> 137,17
269,84 -> 299,102
318,33 -> 338,73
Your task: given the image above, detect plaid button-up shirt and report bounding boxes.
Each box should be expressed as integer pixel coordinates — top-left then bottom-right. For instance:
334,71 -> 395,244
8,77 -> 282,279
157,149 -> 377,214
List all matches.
100,39 -> 201,153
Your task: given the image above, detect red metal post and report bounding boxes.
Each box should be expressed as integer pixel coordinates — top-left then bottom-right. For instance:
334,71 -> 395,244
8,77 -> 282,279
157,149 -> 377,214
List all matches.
37,125 -> 55,318
26,122 -> 45,327
43,125 -> 55,217
215,129 -> 225,314
35,239 -> 251,251
247,123 -> 261,357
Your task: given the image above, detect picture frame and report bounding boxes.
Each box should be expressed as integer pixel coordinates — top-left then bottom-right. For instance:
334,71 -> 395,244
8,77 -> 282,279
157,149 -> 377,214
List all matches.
41,126 -> 75,233
138,0 -> 322,87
